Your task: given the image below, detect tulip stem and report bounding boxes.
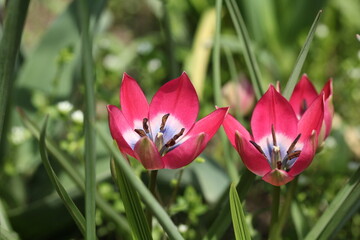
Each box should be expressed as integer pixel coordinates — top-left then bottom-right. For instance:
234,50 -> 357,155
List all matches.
146,170 -> 158,230
269,185 -> 281,240
167,168 -> 184,210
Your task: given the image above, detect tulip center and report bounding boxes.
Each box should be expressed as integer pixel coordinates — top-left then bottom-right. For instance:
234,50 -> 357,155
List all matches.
134,113 -> 186,156
250,125 -> 302,171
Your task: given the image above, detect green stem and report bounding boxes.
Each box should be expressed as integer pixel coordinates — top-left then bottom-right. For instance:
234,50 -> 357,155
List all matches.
276,177 -> 298,238
269,185 -> 281,240
146,170 -> 158,230
167,168 -> 184,209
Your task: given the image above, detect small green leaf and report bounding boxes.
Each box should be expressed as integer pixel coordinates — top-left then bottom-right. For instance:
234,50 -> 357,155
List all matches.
229,183 -> 252,240
305,166 -> 360,240
283,10 -> 322,99
111,157 -> 153,240
39,117 -> 86,236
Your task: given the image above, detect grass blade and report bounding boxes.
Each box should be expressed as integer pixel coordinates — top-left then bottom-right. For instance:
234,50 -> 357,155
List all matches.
204,169 -> 255,240
78,0 -> 97,239
111,158 -> 152,240
229,183 -> 252,240
18,110 -> 131,237
305,166 -> 360,240
96,125 -> 184,240
39,117 -> 86,236
282,10 -> 322,99
225,0 -> 264,99
0,0 -> 29,138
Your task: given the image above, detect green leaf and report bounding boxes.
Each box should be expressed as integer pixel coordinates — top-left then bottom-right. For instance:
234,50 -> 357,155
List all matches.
0,0 -> 29,138
78,0 -> 97,239
96,125 -> 184,240
39,117 -> 86,236
204,169 -> 255,240
111,157 -> 153,240
18,110 -> 131,237
229,183 -> 252,240
305,166 -> 360,240
225,0 -> 264,99
291,200 -> 309,240
282,10 -> 322,99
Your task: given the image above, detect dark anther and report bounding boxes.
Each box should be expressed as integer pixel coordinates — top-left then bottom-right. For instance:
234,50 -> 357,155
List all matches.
173,128 -> 185,141
134,129 -> 146,137
287,150 -> 301,160
160,113 -> 170,131
250,140 -> 267,158
301,100 -> 308,115
277,161 -> 282,169
165,139 -> 176,148
287,134 -> 301,154
143,118 -> 149,133
271,125 -> 277,146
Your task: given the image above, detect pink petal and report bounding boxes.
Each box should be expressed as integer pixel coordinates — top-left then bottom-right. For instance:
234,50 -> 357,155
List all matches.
107,105 -> 137,157
134,136 -> 164,170
289,74 -> 318,118
298,94 -> 324,141
186,107 -> 229,139
262,169 -> 294,186
120,73 -> 149,129
251,85 -> 298,141
149,72 -> 199,136
162,133 -> 207,169
288,132 -> 317,176
222,113 -> 251,149
235,132 -> 272,176
322,79 -> 334,138
322,78 -> 333,100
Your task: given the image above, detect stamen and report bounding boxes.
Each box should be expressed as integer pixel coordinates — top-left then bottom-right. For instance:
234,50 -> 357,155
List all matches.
277,161 -> 282,169
134,129 -> 146,137
173,128 -> 185,140
160,113 -> 170,132
271,125 -> 277,146
143,118 -> 150,133
250,140 -> 267,158
165,139 -> 176,148
164,128 -> 186,148
287,134 -> 301,154
287,150 -> 301,160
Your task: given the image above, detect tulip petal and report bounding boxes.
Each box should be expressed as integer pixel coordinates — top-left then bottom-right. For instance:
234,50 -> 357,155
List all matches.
107,105 -> 140,155
149,72 -> 199,138
235,132 -> 272,176
251,85 -> 298,141
288,132 -> 317,176
120,73 -> 149,129
289,74 -> 318,118
162,133 -> 206,169
134,136 -> 164,170
262,169 -> 294,186
322,79 -> 334,138
222,113 -> 251,149
298,94 -> 324,141
186,107 -> 229,140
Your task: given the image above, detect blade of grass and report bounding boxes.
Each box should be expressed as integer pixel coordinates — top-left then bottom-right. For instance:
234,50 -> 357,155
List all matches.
229,183 -> 252,240
110,158 -> 153,240
305,166 -> 360,240
213,0 -> 238,181
291,200 -> 309,240
0,0 -> 30,139
39,117 -> 86,236
282,10 -> 322,99
96,125 -> 184,240
204,169 -> 255,240
78,0 -> 97,239
225,0 -> 263,99
0,226 -> 19,240
18,110 -> 131,237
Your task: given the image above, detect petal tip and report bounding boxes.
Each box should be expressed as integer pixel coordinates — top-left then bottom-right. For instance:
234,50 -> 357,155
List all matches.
262,169 -> 294,186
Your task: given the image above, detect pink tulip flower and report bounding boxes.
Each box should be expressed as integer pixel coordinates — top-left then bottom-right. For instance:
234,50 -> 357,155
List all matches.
223,85 -> 324,186
289,74 -> 333,145
107,72 -> 228,170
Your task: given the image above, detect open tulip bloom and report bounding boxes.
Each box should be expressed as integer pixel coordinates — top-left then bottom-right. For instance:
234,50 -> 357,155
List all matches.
107,72 -> 228,170
290,74 -> 333,146
223,85 -> 325,186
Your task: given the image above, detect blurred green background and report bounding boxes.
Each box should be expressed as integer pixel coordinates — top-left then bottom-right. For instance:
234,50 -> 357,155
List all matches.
1,0 -> 360,239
